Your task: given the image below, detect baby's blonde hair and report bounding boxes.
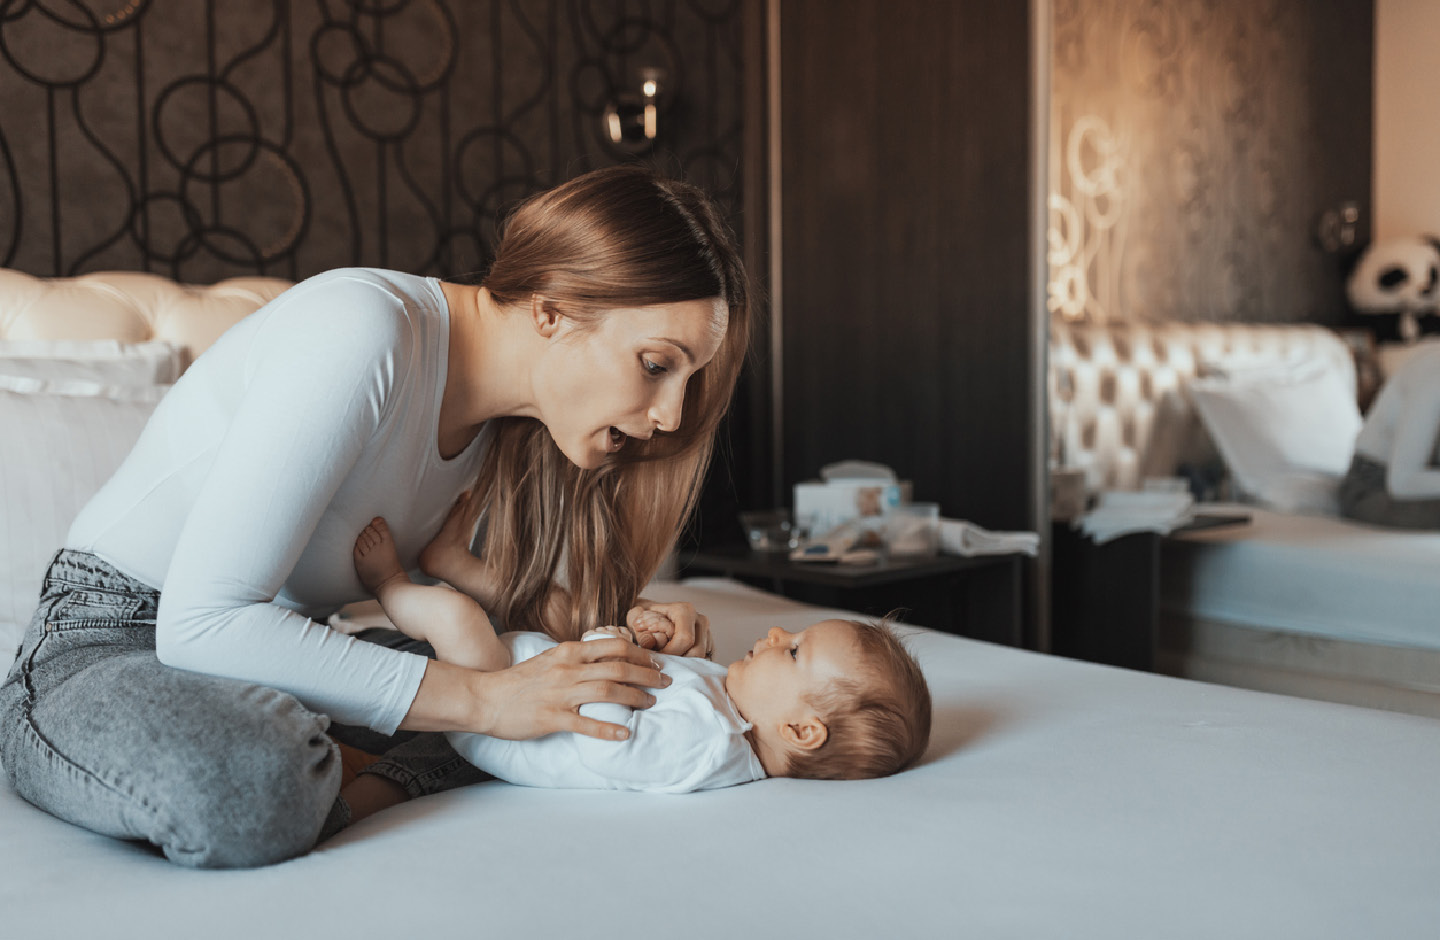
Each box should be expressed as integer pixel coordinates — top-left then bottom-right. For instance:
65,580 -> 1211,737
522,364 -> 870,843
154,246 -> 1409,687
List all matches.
783,619 -> 932,781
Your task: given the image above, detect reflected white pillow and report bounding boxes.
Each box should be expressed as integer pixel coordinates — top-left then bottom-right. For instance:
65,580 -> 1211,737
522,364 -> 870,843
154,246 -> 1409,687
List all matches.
1189,358 -> 1361,514
0,377 -> 167,662
0,338 -> 185,385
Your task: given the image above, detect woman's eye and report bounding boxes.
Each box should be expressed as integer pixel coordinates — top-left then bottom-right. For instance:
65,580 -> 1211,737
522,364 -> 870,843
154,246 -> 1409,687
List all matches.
643,358 -> 667,376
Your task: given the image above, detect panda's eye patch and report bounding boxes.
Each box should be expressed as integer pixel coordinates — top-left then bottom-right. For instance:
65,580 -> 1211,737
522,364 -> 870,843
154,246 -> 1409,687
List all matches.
1424,266 -> 1438,296
1379,266 -> 1410,288
1379,266 -> 1409,288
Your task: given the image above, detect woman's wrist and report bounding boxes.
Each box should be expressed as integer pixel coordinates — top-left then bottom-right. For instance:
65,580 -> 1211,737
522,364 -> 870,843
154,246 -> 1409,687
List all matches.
397,658 -> 493,734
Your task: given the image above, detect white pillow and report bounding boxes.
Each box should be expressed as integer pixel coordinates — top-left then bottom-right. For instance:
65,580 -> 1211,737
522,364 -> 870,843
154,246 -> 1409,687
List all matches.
1189,358 -> 1362,514
0,376 -> 167,662
0,338 -> 185,385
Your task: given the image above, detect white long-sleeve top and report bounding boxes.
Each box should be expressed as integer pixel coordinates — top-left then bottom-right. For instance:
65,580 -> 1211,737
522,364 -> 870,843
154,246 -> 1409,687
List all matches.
68,268 -> 487,733
1354,343 -> 1440,499
449,632 -> 767,793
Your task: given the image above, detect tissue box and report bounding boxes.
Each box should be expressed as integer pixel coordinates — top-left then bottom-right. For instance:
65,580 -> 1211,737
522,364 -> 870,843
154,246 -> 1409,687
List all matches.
794,479 -> 912,534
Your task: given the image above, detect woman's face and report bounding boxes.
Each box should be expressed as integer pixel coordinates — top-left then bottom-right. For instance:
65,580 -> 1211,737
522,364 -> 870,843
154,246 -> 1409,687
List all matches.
534,297 -> 727,470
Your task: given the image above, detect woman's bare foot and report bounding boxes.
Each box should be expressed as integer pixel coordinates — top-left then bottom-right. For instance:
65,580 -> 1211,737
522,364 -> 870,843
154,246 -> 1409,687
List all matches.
419,491 -> 477,584
354,518 -> 409,594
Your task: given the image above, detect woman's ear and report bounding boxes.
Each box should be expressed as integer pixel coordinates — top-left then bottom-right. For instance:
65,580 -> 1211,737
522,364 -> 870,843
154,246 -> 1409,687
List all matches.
531,294 -> 563,338
780,716 -> 828,752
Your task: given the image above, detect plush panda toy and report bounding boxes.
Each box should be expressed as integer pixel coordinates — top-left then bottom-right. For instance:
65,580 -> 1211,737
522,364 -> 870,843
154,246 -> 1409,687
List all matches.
1347,236 -> 1440,343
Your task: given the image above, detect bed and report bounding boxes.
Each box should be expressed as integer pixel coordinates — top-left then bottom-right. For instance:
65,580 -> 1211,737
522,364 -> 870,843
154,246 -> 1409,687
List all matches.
4,269 -> 1440,938
1051,316 -> 1440,717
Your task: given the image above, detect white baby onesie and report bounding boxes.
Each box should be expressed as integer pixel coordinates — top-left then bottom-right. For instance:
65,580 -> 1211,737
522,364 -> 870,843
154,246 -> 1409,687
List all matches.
448,632 -> 767,793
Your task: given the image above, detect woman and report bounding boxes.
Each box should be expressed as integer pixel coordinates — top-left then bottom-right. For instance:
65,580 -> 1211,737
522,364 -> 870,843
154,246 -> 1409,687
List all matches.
0,165 -> 751,867
1340,343 -> 1440,529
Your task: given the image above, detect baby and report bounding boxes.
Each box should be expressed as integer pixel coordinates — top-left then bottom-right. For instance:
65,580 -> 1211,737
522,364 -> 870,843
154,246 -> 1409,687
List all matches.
351,517 -> 932,792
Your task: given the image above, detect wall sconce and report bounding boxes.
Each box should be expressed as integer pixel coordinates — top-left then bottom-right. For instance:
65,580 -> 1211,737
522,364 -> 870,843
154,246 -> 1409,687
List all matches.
603,67 -> 664,152
1315,200 -> 1360,254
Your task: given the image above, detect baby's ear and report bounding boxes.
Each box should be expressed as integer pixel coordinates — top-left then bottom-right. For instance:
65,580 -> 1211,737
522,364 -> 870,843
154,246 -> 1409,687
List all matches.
781,717 -> 828,752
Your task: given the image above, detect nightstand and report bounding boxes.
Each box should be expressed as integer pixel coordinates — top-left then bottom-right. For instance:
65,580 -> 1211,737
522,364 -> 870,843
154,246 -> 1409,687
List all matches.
1049,513 -> 1250,670
681,546 -> 1024,646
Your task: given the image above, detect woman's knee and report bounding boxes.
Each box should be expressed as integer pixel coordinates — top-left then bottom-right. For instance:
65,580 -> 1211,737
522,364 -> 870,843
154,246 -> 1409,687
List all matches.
6,646 -> 342,868
160,685 -> 341,868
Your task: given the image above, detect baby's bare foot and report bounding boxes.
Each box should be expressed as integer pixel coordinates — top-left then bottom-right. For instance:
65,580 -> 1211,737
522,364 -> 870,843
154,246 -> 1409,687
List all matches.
419,491 -> 476,582
354,517 -> 407,594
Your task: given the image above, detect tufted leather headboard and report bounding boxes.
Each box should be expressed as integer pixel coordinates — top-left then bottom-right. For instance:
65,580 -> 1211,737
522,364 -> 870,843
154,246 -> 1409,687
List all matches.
1049,317 -> 1354,493
0,268 -> 293,363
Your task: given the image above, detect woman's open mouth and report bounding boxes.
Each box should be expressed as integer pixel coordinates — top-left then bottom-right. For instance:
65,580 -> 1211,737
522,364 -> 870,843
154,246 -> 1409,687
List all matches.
607,426 -> 627,453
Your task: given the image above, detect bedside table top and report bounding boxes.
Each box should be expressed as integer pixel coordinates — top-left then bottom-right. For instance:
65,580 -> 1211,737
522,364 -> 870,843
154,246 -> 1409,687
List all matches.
682,545 -> 1019,589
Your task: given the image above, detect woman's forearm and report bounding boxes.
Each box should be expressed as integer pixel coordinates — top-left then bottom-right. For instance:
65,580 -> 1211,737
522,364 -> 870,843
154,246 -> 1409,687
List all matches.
396,659 -> 491,733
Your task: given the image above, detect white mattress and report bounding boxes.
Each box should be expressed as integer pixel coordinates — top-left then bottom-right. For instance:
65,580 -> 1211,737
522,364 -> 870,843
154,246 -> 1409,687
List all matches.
1161,505 -> 1440,649
5,578 -> 1440,938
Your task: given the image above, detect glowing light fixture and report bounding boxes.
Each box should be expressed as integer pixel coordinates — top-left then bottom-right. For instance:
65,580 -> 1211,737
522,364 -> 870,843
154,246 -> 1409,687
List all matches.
604,67 -> 665,152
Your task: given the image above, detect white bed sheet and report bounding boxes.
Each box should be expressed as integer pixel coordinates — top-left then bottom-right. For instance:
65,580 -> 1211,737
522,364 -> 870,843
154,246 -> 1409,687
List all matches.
1162,505 -> 1440,649
5,577 -> 1440,939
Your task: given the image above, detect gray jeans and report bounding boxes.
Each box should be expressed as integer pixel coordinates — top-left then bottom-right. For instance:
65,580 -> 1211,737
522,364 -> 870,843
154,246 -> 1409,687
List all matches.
0,550 -> 486,868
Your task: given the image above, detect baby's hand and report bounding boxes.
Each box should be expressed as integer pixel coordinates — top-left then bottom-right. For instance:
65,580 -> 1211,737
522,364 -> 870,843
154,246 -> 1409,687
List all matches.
625,606 -> 676,651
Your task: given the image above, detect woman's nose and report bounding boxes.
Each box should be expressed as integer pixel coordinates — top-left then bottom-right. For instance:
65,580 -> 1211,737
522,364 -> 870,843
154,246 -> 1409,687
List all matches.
649,385 -> 684,432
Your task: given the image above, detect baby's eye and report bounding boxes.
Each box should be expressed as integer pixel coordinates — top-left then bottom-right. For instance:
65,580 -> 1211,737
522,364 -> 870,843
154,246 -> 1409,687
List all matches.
789,645 -> 798,660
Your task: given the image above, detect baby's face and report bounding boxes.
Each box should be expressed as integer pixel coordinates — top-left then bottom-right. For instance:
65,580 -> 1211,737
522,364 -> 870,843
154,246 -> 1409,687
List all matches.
724,619 -> 862,728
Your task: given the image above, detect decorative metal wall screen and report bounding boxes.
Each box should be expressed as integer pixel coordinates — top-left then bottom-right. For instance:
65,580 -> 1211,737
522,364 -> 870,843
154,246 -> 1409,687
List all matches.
0,0 -> 744,283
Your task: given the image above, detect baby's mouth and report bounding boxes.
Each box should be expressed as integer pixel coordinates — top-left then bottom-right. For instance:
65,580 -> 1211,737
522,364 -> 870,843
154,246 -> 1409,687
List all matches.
607,426 -> 626,452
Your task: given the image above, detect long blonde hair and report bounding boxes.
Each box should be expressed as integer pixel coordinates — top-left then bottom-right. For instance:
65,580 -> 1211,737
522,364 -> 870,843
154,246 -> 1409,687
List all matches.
469,165 -> 750,639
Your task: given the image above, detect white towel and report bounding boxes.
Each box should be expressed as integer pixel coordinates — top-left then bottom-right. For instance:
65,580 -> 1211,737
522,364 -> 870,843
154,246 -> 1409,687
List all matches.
939,519 -> 1040,557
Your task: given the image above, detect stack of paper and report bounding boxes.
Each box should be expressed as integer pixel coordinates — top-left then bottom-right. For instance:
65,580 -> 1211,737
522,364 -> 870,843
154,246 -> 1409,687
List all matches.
939,519 -> 1040,557
1077,490 -> 1193,544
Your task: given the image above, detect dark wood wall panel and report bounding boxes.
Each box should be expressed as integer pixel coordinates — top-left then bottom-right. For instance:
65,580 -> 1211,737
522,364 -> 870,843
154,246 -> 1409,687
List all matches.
778,0 -> 1035,530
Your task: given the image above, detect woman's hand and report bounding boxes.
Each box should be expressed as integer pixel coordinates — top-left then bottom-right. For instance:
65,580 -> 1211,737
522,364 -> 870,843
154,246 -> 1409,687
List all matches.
629,599 -> 713,658
464,637 -> 669,741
